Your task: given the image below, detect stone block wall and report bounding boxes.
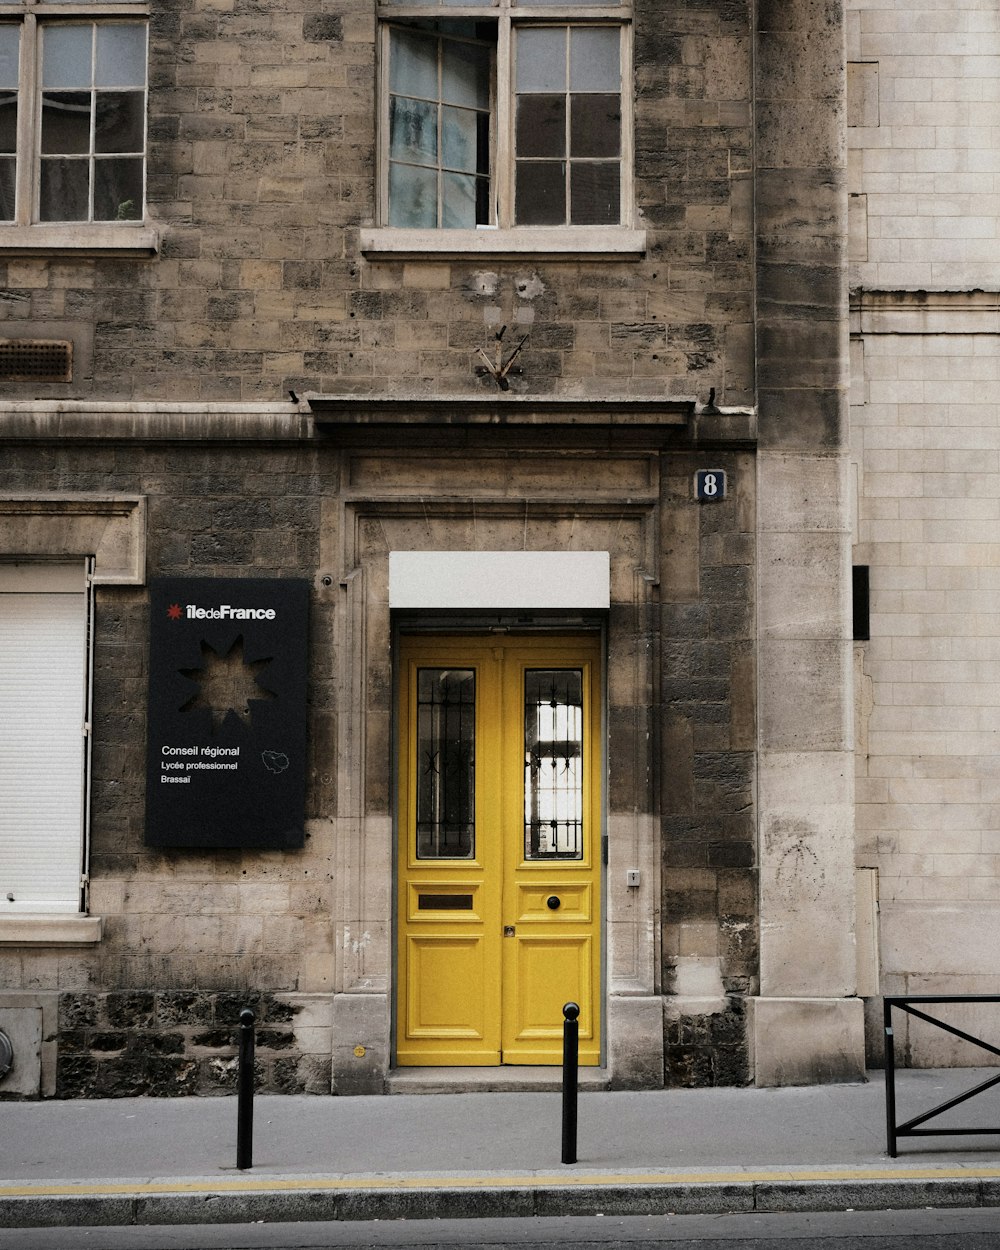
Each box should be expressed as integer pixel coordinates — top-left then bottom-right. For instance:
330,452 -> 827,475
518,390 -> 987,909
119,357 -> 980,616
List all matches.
849,0 -> 1000,1064
0,430 -> 760,1093
55,991 -> 331,1097
0,0 -> 755,406
660,450 -> 756,1086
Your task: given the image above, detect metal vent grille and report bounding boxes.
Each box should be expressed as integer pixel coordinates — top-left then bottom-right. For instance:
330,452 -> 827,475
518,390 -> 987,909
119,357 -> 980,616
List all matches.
0,339 -> 73,383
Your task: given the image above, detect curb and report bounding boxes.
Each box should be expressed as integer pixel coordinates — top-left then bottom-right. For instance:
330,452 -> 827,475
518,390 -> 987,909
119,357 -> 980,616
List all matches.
3,1169 -> 1000,1228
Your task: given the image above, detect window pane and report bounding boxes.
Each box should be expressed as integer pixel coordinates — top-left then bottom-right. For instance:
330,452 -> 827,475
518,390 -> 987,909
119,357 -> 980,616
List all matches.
569,26 -> 620,92
416,669 -> 475,860
516,95 -> 564,158
570,160 -> 619,224
441,38 -> 489,109
0,25 -> 18,89
390,28 -> 438,100
570,94 -> 619,158
43,25 -> 93,91
516,27 -> 565,92
95,23 -> 146,88
95,91 -> 145,153
41,92 -> 92,155
94,155 -> 141,219
515,160 -> 564,224
39,157 -> 89,220
390,95 -> 437,166
388,161 -> 437,227
442,171 -> 479,227
0,156 -> 14,221
524,670 -> 583,860
0,95 -> 15,154
388,26 -> 492,228
441,104 -> 481,172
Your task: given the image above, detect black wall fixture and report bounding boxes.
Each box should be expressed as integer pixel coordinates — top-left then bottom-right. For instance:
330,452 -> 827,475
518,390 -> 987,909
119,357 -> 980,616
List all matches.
145,577 -> 309,849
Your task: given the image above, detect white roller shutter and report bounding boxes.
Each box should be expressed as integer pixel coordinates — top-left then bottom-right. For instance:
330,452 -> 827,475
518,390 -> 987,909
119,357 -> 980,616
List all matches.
0,562 -> 91,913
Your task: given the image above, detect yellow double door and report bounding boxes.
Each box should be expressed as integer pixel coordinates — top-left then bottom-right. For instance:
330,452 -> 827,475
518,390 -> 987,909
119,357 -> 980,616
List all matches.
396,634 -> 602,1066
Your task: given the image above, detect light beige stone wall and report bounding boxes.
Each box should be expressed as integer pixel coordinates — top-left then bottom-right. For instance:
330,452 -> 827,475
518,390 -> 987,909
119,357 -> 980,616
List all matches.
850,0 -> 1000,1060
848,0 -> 1000,290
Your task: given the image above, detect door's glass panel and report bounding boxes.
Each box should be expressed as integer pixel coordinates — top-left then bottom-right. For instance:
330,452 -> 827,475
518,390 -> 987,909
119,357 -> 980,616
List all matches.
416,668 -> 475,859
524,669 -> 583,859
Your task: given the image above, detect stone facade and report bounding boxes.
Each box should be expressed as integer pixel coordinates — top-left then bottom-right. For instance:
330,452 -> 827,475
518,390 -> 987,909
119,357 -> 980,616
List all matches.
0,0 -> 861,1096
849,0 -> 1000,1064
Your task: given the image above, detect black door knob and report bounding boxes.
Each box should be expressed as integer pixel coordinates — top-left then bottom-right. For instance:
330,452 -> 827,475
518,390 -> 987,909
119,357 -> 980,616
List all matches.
547,895 -> 561,910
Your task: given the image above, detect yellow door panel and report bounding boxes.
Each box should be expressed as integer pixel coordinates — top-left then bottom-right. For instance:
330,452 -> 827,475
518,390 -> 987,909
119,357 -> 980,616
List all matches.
407,882 -> 484,922
397,634 -> 601,1068
515,882 -> 592,923
503,935 -> 598,1064
405,937 -> 489,1037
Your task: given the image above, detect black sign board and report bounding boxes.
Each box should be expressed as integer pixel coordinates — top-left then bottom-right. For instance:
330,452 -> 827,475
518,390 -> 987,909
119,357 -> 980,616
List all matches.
145,577 -> 309,849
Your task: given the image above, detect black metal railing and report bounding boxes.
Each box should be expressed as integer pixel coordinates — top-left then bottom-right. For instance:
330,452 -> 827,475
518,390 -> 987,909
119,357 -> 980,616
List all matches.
884,994 -> 1000,1157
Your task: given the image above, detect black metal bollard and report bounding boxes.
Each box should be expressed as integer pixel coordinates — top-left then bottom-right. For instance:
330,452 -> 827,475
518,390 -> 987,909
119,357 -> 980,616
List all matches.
561,1001 -> 579,1165
237,1008 -> 255,1170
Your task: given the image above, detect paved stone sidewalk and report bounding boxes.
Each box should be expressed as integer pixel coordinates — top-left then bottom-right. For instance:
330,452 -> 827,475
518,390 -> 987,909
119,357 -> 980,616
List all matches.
3,1070 -> 1000,1228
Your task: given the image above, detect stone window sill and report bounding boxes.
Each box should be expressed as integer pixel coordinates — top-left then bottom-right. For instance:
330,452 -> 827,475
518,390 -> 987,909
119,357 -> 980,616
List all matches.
0,225 -> 159,256
360,225 -> 646,261
0,914 -> 103,946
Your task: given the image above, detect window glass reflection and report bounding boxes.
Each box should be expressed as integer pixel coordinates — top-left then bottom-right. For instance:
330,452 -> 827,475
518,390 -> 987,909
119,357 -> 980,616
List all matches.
524,669 -> 583,859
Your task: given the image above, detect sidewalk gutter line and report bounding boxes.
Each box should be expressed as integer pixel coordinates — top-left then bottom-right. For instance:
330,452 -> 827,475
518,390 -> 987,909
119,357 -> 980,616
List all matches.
3,1169 -> 1000,1229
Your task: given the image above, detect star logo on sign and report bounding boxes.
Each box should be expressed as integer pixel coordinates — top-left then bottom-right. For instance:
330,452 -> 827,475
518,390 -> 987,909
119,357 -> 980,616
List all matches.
167,603 -> 183,620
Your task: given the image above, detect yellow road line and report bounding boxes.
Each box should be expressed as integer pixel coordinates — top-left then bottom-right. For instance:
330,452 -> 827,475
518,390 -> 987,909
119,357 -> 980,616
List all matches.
3,1166 -> 1000,1199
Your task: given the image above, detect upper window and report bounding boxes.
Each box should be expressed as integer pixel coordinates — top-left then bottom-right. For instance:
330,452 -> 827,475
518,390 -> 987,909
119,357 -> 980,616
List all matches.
379,0 -> 630,231
0,1 -> 147,227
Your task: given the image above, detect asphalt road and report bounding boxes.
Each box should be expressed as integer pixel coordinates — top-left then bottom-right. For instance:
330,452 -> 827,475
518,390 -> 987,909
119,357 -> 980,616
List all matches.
5,1209 -> 1000,1250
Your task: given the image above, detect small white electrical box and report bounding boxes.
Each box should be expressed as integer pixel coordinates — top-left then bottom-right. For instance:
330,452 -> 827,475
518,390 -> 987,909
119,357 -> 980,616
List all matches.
626,870 -> 641,888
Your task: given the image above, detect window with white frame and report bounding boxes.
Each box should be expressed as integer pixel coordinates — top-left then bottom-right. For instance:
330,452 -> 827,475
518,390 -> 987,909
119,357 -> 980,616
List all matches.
379,0 -> 631,230
0,561 -> 92,914
0,1 -> 147,226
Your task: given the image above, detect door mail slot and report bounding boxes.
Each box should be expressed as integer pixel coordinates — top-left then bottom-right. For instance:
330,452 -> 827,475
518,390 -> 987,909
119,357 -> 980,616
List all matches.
418,894 -> 474,911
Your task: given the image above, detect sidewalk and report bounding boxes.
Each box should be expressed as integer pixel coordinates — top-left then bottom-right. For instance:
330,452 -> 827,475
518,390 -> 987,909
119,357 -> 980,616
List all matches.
3,1069 -> 1000,1229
